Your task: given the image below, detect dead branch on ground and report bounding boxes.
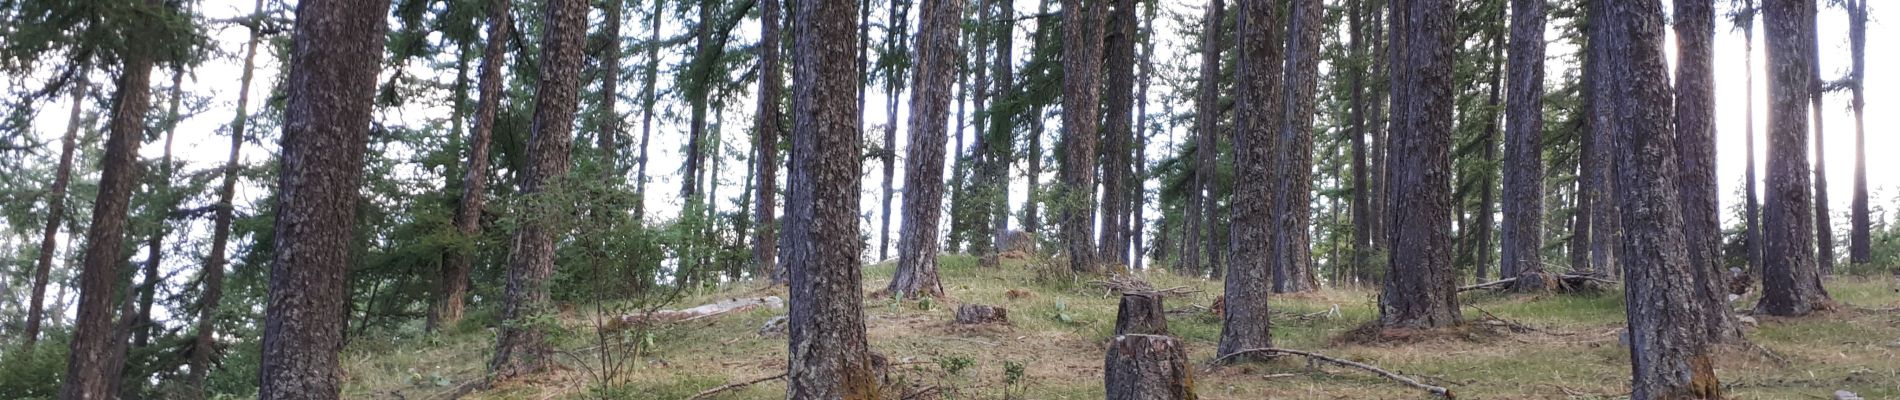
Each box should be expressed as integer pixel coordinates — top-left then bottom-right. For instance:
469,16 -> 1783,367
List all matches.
1206,347 -> 1454,398
685,372 -> 788,400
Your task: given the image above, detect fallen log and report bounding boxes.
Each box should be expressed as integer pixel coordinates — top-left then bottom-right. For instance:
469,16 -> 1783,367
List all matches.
1457,274 -> 1617,293
685,372 -> 786,400
616,296 -> 784,326
1207,347 -> 1453,398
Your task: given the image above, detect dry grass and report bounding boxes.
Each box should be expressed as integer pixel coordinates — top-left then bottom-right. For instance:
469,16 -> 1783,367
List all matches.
342,256 -> 1900,399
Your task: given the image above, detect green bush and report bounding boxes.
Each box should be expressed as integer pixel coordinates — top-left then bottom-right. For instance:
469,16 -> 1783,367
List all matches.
0,339 -> 69,400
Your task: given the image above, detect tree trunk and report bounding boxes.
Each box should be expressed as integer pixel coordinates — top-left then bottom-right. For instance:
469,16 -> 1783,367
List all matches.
683,0 -> 717,202
1586,0 -> 1622,280
1807,0 -> 1833,276
24,64 -> 87,348
1362,0 -> 1389,286
1273,0 -> 1321,293
1672,0 -> 1740,341
1131,0 -> 1155,271
1473,28 -> 1502,284
257,0 -> 387,397
431,0 -> 507,334
1741,0 -> 1765,278
1219,0 -> 1279,360
983,0 -> 1016,266
1757,0 -> 1830,316
1379,0 -> 1460,330
786,0 -> 878,395
1097,0 -> 1134,268
1104,334 -> 1195,400
755,0 -> 783,280
1184,0 -> 1223,277
61,5 -> 162,396
1601,1 -> 1724,397
1061,0 -> 1107,274
888,0 -> 961,299
1115,292 -> 1169,336
1846,0 -> 1869,265
191,5 -> 265,390
136,69 -> 184,350
635,0 -> 662,219
490,0 -> 587,379
599,0 -> 622,177
879,0 -> 907,262
1500,0 -> 1546,285
1348,0 -> 1371,287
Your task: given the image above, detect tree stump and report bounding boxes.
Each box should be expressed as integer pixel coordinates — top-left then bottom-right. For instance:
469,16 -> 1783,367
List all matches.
1104,334 -> 1196,400
955,304 -> 1009,324
1116,292 -> 1169,335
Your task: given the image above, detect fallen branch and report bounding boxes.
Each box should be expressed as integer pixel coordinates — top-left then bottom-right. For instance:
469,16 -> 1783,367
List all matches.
1458,278 -> 1517,292
1207,348 -> 1454,398
1468,305 -> 1573,336
686,372 -> 787,400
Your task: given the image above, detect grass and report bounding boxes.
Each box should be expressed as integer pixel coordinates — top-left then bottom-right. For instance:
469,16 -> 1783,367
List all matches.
342,257 -> 1900,399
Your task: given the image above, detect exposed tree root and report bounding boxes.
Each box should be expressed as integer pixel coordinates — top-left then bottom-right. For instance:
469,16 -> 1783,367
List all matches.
1206,347 -> 1454,398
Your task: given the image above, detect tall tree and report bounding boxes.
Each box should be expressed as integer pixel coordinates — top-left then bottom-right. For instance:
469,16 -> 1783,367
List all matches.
1060,0 -> 1107,273
1348,0 -> 1372,285
754,0 -> 783,279
1845,0 -> 1869,264
1380,0 -> 1460,329
1673,0 -> 1740,341
984,0 -> 1016,262
1756,0 -> 1830,316
23,67 -> 86,348
1500,0 -> 1546,286
1217,0 -> 1280,360
1183,0 -> 1222,277
878,0 -> 908,261
889,0 -> 964,299
785,0 -> 876,394
635,0 -> 663,218
257,0 -> 388,397
432,0 -> 509,332
134,68 -> 184,351
189,2 -> 265,391
1586,0 -> 1622,279
1097,0 -> 1135,267
1273,0 -> 1321,293
489,0 -> 587,379
1735,0 -> 1766,278
1807,0 -> 1833,275
1130,0 -> 1155,271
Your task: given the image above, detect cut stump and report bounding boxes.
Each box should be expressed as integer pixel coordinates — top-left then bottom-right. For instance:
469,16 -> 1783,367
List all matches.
1116,292 -> 1169,335
955,304 -> 1009,324
1104,334 -> 1196,400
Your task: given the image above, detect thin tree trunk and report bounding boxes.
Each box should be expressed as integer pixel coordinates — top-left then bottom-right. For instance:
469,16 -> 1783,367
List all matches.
1473,28 -> 1502,284
1131,0 -> 1154,271
24,65 -> 87,348
635,0 -> 662,219
600,0 -> 622,177
190,3 -> 265,390
1742,0 -> 1765,277
879,0 -> 906,262
1061,0 -> 1107,274
1501,0 -> 1546,285
986,0 -> 1016,263
755,0 -> 783,280
1362,0 -> 1388,285
1846,0 -> 1869,264
1273,0 -> 1321,293
1672,0 -> 1740,341
1218,0 -> 1280,360
256,0 -> 387,397
1379,0 -> 1460,330
1756,0 -> 1830,316
889,0 -> 963,299
432,0 -> 508,334
1184,0 -> 1223,277
1807,0 -> 1833,276
1348,0 -> 1371,287
135,69 -> 184,350
1097,0 -> 1134,268
490,0 -> 587,379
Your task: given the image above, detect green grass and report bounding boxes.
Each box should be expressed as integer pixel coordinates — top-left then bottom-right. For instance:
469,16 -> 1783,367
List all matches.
341,258 -> 1900,399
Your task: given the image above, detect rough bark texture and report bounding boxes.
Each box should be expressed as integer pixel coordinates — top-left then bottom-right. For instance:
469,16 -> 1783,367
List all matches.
490,0 -> 586,379
1131,0 -> 1155,271
1348,0 -> 1372,286
1846,0 -> 1869,264
24,67 -> 86,348
1115,292 -> 1169,336
1379,0 -> 1460,330
754,0 -> 783,279
1757,0 -> 1829,316
785,0 -> 878,396
1586,0 -> 1622,279
1500,0 -> 1545,284
433,0 -> 508,332
257,0 -> 387,397
1060,0 -> 1107,274
1273,0 -> 1321,293
1602,1 -> 1724,397
1672,0 -> 1740,341
189,6 -> 264,390
954,304 -> 1008,324
1218,0 -> 1279,361
1183,0 -> 1222,277
1097,0 -> 1135,268
1104,334 -> 1196,400
1362,0 -> 1388,286
61,8 -> 160,397
889,0 -> 961,299
878,0 -> 906,262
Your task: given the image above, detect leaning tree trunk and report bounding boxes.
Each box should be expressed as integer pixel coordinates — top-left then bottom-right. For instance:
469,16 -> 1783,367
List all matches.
61,4 -> 162,396
1500,0 -> 1546,287
785,0 -> 879,396
1379,0 -> 1460,330
190,7 -> 263,389
1060,0 -> 1107,274
1104,334 -> 1196,400
1602,1 -> 1724,397
1273,0 -> 1321,293
888,0 -> 962,299
433,0 -> 509,332
1846,0 -> 1869,264
257,0 -> 387,397
1757,0 -> 1829,316
754,0 -> 783,279
1218,0 -> 1280,361
24,65 -> 86,348
490,0 -> 587,380
1097,0 -> 1135,268
1672,0 -> 1740,341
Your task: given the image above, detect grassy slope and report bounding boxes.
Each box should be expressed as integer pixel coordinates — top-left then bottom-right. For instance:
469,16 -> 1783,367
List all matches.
344,256 -> 1900,399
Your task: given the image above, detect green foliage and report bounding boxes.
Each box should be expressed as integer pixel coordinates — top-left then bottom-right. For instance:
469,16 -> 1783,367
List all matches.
0,339 -> 68,399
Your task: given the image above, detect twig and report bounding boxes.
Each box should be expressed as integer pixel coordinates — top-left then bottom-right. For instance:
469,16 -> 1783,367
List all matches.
686,372 -> 788,400
1458,278 -> 1517,292
1206,348 -> 1455,398
1468,305 -> 1574,336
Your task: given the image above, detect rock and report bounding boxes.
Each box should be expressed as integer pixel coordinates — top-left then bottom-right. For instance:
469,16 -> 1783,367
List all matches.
1736,315 -> 1759,328
758,315 -> 787,336
955,304 -> 1009,324
1834,390 -> 1863,400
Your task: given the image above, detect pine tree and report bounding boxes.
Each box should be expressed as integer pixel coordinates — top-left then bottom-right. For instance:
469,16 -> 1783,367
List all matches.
1218,0 -> 1280,361
890,0 -> 965,299
1756,0 -> 1831,316
23,65 -> 86,348
754,0 -> 784,279
1379,0 -> 1460,330
1273,0 -> 1322,293
189,1 -> 267,391
1500,0 -> 1546,287
1672,0 -> 1740,341
1060,0 -> 1107,273
1845,0 -> 1869,265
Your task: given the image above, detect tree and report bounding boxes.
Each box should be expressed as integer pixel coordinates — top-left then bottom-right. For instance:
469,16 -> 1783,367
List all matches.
635,0 -> 663,219
1273,0 -> 1321,293
889,0 -> 964,299
983,0 -> 1016,263
1601,0 -> 1723,396
1097,0 -> 1135,268
1585,0 -> 1622,279
1182,0 -> 1222,277
1734,0 -> 1766,278
1845,0 -> 1869,265
1500,0 -> 1546,286
1756,0 -> 1830,316
23,66 -> 86,348
432,0 -> 509,332
1379,0 -> 1460,330
188,1 -> 267,391
1672,0 -> 1740,341
1807,0 -> 1833,275
1349,0 -> 1373,284
1061,0 -> 1108,274
257,0 -> 388,397
1217,0 -> 1279,361
877,0 -> 908,262
754,0 -> 783,279
785,0 -> 877,395
490,0 -> 587,379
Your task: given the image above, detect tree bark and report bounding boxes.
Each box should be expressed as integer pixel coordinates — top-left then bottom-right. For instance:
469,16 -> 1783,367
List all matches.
1846,0 -> 1869,265
982,0 -> 1016,266
1601,1 -> 1724,397
1097,0 -> 1135,268
1219,0 -> 1280,360
878,0 -> 907,262
1757,0 -> 1830,316
190,6 -> 263,389
24,64 -> 87,348
256,0 -> 387,397
490,0 -> 587,379
1741,0 -> 1766,278
1379,0 -> 1460,330
755,0 -> 784,280
1183,0 -> 1223,277
1807,0 -> 1832,275
431,0 -> 508,334
889,0 -> 962,299
1115,292 -> 1169,336
1060,0 -> 1107,274
635,0 -> 662,219
1348,0 -> 1371,287
1672,0 -> 1740,341
599,0 -> 622,176
1500,0 -> 1546,286
1103,334 -> 1195,400
135,69 -> 185,351
1273,0 -> 1321,293
1586,0 -> 1622,279
1130,0 -> 1154,271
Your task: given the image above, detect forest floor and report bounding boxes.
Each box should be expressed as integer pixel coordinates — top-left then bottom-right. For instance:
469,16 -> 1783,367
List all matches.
341,255 -> 1900,399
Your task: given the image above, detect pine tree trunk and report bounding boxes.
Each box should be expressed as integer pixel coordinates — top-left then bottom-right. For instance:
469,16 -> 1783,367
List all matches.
136,69 -> 184,351
191,6 -> 265,389
432,0 -> 507,334
786,0 -> 878,395
1348,0 -> 1371,287
1183,0 -> 1223,277
879,0 -> 907,262
24,65 -> 87,348
1501,0 -> 1546,284
1672,0 -> 1740,341
599,0 -> 622,177
1757,0 -> 1830,316
490,0 -> 587,379
1273,0 -> 1321,293
755,0 -> 784,280
1586,0 -> 1622,279
1741,1 -> 1765,277
1362,0 -> 1389,286
889,0 -> 961,299
1846,0 -> 1869,264
1061,0 -> 1107,274
1474,30 -> 1502,284
984,0 -> 1016,265
1379,0 -> 1460,330
1097,0 -> 1135,268
256,0 -> 387,397
1602,1 -> 1724,396
1131,0 -> 1154,271
635,0 -> 661,219
1807,0 -> 1833,276
1219,0 -> 1279,360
